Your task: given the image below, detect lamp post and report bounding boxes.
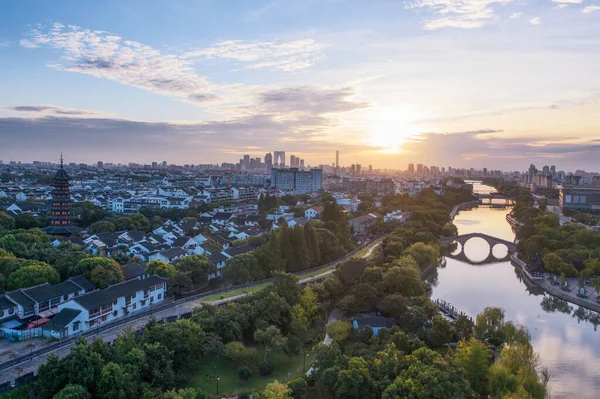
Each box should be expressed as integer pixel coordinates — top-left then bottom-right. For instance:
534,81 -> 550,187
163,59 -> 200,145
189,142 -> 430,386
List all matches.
216,374 -> 220,396
303,352 -> 309,372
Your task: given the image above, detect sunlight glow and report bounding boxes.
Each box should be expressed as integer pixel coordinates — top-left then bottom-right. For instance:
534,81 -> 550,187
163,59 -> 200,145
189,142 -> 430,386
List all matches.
366,108 -> 422,153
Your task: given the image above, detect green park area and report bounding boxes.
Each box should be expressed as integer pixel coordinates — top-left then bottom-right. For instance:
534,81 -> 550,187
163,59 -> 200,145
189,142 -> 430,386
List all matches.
191,348 -> 315,396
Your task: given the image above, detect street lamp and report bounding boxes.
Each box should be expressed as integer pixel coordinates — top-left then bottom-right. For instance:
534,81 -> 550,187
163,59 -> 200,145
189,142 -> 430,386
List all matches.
303,352 -> 309,372
216,374 -> 220,396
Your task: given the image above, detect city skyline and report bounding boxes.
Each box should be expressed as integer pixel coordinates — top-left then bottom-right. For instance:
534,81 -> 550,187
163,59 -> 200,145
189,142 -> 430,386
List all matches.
1,1 -> 600,170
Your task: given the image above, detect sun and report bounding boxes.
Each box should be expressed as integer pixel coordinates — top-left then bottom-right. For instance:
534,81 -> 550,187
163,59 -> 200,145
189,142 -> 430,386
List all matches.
366,107 -> 420,153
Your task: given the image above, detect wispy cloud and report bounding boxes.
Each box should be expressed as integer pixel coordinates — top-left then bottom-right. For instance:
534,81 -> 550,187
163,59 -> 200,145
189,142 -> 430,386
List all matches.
406,0 -> 515,30
529,17 -> 541,26
184,39 -> 324,72
6,105 -> 112,117
552,0 -> 583,3
20,23 -> 218,106
582,5 -> 600,13
509,12 -> 522,19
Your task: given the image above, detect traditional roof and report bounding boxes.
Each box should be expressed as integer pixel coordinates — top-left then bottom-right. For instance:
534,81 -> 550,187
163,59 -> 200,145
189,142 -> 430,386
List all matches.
0,295 -> 17,311
72,275 -> 167,311
213,212 -> 233,221
121,263 -> 147,280
122,230 -> 146,242
172,236 -> 194,248
44,308 -> 81,331
208,252 -> 228,265
5,290 -> 35,308
157,247 -> 186,261
54,166 -> 70,181
224,244 -> 254,257
354,316 -> 397,329
22,280 -> 82,303
42,225 -> 83,235
67,276 -> 96,292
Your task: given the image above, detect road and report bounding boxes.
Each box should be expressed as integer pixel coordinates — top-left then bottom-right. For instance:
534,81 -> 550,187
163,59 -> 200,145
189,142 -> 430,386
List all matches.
0,237 -> 385,387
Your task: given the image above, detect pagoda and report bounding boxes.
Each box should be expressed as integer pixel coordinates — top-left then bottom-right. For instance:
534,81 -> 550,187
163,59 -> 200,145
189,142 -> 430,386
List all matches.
42,154 -> 82,235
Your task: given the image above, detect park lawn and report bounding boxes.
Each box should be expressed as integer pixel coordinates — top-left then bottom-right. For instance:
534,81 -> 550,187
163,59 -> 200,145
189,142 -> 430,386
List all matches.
202,284 -> 267,302
191,348 -> 315,396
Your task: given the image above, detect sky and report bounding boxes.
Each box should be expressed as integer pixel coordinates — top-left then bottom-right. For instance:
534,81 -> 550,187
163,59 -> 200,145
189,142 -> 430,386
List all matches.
1,0 -> 599,172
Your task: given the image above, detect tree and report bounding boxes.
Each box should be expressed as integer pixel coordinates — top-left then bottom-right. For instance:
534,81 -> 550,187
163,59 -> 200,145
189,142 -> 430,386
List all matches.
350,283 -> 380,312
290,224 -> 311,271
146,259 -> 176,279
454,338 -> 491,397
163,388 -> 203,399
475,307 -> 506,347
360,267 -> 383,285
238,365 -> 252,381
336,258 -> 369,286
169,271 -> 194,296
175,255 -> 216,286
263,381 -> 292,399
383,266 -> 425,297
36,353 -> 67,399
98,362 -> 136,399
53,384 -> 91,399
287,378 -> 308,399
224,341 -> 254,363
455,314 -> 475,341
313,343 -> 344,376
378,294 -> 409,319
254,325 -> 287,362
542,253 -> 578,276
0,211 -> 15,230
426,315 -> 455,348
89,221 -> 116,234
62,340 -> 104,394
304,222 -> 321,266
141,342 -> 176,390
334,357 -> 374,399
222,253 -> 263,284
143,319 -> 205,372
253,244 -> 284,277
489,344 -> 549,399
327,320 -> 352,343
14,213 -> 42,229
405,242 -> 439,269
202,332 -> 225,358
7,263 -> 60,290
383,239 -> 404,259
269,272 -> 301,306
70,257 -> 123,288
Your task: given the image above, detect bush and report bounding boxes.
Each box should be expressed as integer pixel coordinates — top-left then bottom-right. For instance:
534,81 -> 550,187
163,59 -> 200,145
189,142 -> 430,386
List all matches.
259,359 -> 275,376
288,378 -> 308,399
238,365 -> 252,381
238,393 -> 251,399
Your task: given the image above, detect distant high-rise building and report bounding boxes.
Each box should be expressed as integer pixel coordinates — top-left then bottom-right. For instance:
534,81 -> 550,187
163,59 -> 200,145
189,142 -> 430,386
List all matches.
264,152 -> 273,164
97,161 -> 103,169
408,163 -> 415,174
350,164 -> 356,174
550,165 -> 556,175
152,161 -> 158,169
417,164 -> 423,174
243,154 -> 250,166
542,165 -> 550,176
300,159 -> 305,169
368,165 -> 373,174
271,168 -> 323,193
483,168 -> 487,177
290,155 -> 296,169
274,151 -> 285,167
336,151 -> 339,169
528,164 -> 536,184
161,161 -> 167,169
356,164 -> 361,175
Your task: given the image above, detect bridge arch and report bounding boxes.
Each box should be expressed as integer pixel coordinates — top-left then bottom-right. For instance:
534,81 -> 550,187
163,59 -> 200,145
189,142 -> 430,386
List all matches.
439,233 -> 516,265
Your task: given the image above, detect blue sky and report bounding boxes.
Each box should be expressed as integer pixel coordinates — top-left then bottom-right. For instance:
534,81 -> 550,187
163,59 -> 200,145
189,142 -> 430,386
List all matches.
1,0 -> 599,171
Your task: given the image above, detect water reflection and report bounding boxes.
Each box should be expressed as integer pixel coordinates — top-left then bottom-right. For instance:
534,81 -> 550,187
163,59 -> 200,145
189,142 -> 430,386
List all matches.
433,182 -> 600,398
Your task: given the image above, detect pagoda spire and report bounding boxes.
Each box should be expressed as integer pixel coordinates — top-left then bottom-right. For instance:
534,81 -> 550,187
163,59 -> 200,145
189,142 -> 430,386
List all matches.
60,152 -> 64,168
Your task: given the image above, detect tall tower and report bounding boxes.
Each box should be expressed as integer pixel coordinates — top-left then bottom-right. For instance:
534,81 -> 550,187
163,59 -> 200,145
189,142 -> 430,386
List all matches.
43,154 -> 81,235
336,151 -> 339,169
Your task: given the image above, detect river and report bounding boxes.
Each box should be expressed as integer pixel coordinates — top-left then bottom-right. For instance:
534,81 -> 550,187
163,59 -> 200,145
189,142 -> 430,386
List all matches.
430,181 -> 600,398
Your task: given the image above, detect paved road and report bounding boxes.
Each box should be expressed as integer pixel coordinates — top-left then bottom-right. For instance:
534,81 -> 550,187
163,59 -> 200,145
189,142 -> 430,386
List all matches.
0,238 -> 384,387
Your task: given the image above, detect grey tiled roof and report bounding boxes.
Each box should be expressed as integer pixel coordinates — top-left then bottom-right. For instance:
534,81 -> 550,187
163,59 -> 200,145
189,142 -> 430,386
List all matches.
0,295 -> 17,311
67,276 -> 96,292
72,275 -> 167,310
44,308 -> 81,331
22,280 -> 82,303
5,290 -> 35,308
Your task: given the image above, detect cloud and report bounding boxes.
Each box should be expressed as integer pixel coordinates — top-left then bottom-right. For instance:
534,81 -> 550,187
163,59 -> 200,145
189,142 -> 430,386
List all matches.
582,5 -> 600,13
509,12 -> 522,19
406,0 -> 515,30
0,40 -> 8,47
0,113 -> 365,164
6,105 -> 111,117
254,86 -> 369,115
552,0 -> 583,3
401,130 -> 600,170
20,23 -> 217,106
529,17 -> 541,26
184,39 -> 324,72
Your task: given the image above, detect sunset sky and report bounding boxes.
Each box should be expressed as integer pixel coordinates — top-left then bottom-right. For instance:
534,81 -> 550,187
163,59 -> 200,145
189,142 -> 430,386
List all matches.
1,0 -> 599,171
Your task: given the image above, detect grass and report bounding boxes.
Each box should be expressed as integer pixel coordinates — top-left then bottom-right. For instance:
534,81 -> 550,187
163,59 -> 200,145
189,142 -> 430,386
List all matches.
352,237 -> 384,260
190,348 -> 315,396
202,284 -> 267,302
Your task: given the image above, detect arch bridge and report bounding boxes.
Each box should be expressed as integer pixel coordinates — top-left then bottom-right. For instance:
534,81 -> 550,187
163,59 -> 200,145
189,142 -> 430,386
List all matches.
438,233 -> 517,265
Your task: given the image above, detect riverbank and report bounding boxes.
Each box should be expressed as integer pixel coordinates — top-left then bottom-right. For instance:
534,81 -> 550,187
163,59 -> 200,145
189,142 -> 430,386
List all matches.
511,253 -> 600,314
450,201 -> 480,220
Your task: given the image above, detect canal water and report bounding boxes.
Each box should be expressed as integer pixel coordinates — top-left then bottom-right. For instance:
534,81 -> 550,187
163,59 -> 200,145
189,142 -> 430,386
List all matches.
430,181 -> 600,398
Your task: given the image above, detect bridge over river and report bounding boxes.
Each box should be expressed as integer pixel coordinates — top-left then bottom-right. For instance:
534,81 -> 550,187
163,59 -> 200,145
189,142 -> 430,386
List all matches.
438,233 -> 517,265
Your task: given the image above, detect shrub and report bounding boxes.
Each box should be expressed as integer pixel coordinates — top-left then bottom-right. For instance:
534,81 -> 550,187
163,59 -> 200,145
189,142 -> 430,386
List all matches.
238,365 -> 252,381
288,378 -> 308,399
259,359 -> 275,376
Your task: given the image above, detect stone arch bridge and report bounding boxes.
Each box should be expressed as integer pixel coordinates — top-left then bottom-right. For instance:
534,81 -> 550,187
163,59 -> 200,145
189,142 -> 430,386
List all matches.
438,233 -> 517,265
